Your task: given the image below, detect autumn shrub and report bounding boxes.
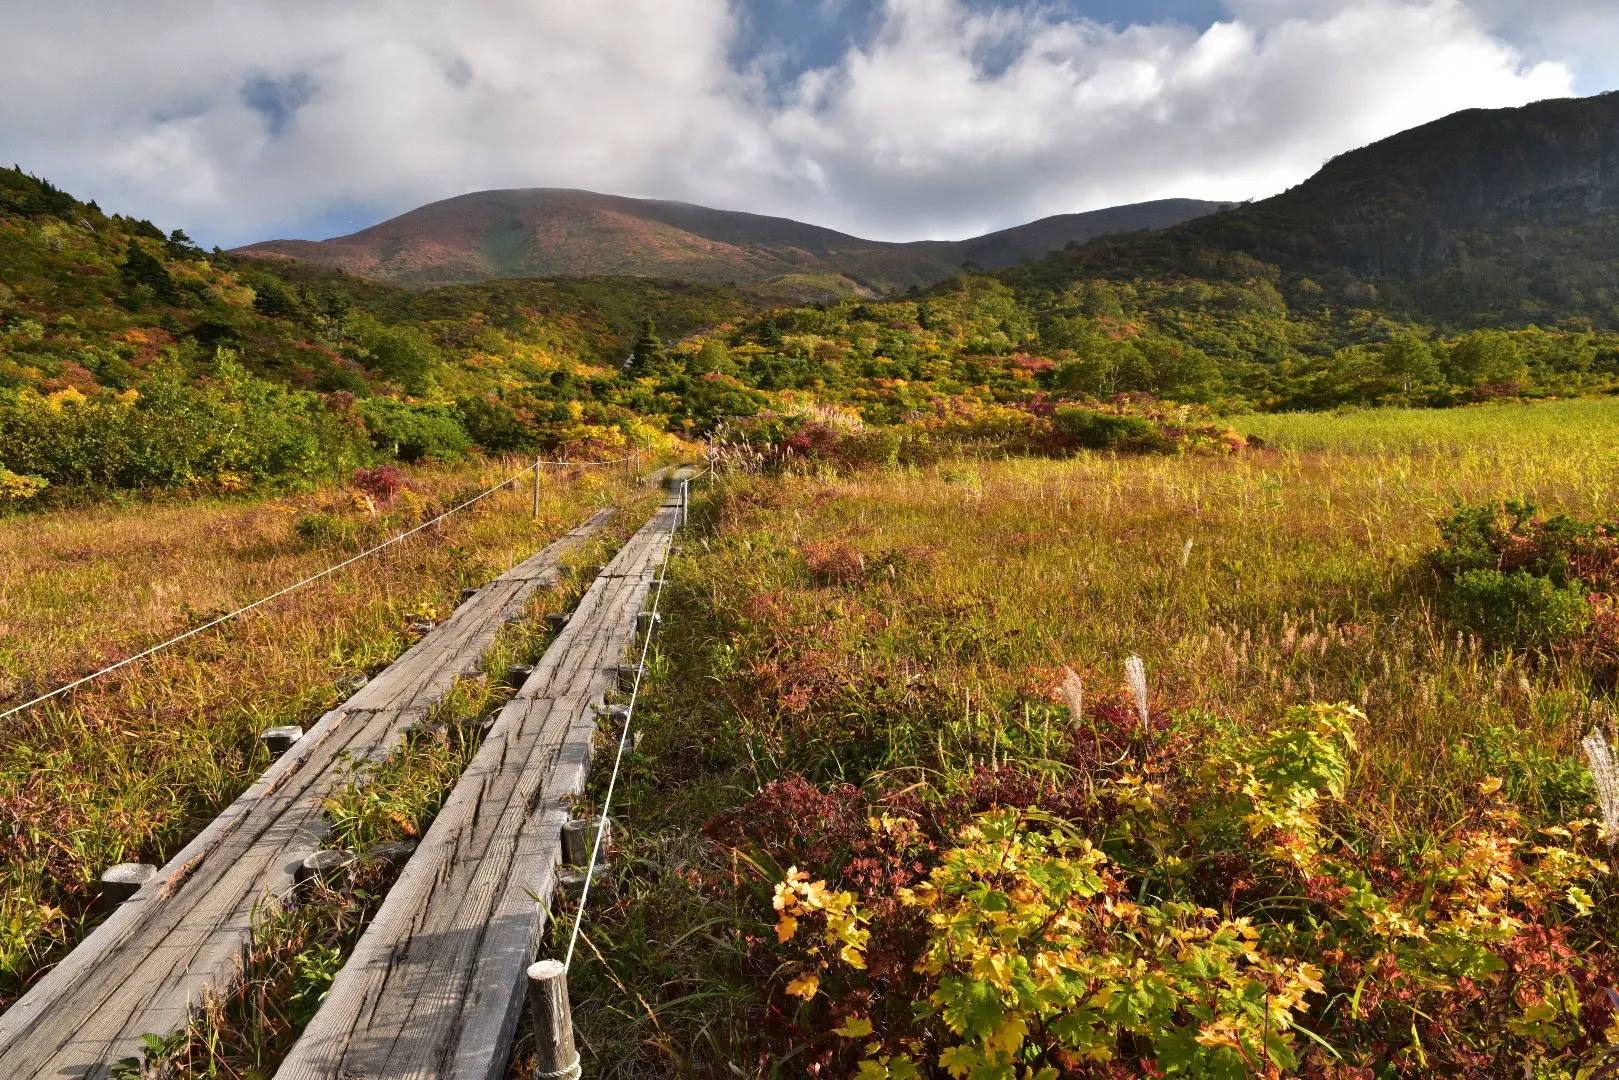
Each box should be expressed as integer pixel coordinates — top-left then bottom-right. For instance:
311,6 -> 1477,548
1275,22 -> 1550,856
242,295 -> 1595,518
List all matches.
352,464 -> 406,506
0,465 -> 47,504
761,704 -> 1619,1078
0,357 -> 369,497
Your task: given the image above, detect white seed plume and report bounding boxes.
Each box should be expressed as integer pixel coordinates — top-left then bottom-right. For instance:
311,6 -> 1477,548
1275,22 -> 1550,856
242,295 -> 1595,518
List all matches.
1180,538 -> 1194,568
1125,654 -> 1150,732
1582,728 -> 1619,847
1060,667 -> 1084,726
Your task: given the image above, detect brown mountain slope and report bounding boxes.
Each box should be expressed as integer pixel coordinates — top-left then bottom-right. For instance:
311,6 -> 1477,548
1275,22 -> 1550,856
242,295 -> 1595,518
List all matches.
234,189 -> 1224,291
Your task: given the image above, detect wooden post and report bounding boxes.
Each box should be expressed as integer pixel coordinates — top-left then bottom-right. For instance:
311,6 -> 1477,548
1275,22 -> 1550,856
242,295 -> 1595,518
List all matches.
526,960 -> 580,1080
532,456 -> 541,519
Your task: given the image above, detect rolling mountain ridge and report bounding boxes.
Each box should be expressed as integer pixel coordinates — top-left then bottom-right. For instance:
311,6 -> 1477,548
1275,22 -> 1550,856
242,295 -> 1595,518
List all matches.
234,190 -> 1227,292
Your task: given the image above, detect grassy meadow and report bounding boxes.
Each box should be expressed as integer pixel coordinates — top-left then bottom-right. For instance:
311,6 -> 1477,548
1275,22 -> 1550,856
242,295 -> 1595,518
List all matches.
555,398 -> 1619,1078
0,458 -> 655,1008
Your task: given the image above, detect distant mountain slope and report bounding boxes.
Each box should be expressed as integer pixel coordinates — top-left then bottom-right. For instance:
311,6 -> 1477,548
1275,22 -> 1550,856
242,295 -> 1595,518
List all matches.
1012,92 -> 1619,327
234,190 -> 1224,291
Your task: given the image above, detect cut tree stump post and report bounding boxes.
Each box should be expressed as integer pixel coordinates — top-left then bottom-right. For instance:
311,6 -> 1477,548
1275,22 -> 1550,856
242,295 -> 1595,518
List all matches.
546,612 -> 571,632
636,611 -> 661,636
526,960 -> 580,1080
506,664 -> 534,690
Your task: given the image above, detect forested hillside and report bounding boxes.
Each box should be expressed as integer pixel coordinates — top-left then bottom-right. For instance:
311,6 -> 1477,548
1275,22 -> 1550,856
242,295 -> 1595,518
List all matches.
1029,92 -> 1619,328
0,166 -> 764,505
6,95 -> 1619,509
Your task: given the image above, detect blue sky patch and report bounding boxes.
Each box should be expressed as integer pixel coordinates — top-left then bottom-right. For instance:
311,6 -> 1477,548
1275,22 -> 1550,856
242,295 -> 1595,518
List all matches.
241,72 -> 315,138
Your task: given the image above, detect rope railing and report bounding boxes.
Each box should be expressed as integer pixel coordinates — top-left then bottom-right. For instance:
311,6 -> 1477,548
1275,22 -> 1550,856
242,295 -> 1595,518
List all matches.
562,465 -> 709,971
0,458 -> 599,726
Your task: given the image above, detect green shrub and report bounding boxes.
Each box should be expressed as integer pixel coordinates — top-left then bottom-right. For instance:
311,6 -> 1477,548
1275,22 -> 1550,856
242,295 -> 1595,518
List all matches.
1052,406 -> 1167,452
359,399 -> 470,463
1447,567 -> 1588,649
456,394 -> 534,452
293,511 -> 354,547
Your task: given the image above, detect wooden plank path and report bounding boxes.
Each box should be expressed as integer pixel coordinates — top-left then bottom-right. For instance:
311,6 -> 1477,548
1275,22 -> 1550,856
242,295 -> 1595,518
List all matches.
277,491 -> 681,1080
0,507 -> 618,1080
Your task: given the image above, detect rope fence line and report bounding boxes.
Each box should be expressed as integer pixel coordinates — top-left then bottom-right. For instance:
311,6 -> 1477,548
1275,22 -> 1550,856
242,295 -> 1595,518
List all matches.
0,453 -> 640,727
563,466 -> 711,972
533,453 -> 635,467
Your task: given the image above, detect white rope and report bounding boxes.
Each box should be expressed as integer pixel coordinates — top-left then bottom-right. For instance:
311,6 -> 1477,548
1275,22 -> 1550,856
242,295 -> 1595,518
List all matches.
0,462 -> 541,725
535,453 -> 635,467
562,476 -> 690,970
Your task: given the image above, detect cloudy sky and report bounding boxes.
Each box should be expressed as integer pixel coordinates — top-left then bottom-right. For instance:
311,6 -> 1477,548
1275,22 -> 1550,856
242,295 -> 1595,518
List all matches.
1,0 -> 1614,247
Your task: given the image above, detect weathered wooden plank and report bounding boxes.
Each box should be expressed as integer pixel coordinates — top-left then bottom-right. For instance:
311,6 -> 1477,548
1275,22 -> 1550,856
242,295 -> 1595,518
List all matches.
278,498 -> 677,1080
0,506 -> 618,1080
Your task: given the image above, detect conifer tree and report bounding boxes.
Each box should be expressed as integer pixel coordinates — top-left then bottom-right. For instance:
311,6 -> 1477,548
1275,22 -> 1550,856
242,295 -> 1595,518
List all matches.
629,316 -> 665,374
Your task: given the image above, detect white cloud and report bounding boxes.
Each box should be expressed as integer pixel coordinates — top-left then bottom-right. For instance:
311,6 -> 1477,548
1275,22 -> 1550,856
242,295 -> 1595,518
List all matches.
766,0 -> 1574,237
0,0 -> 1591,246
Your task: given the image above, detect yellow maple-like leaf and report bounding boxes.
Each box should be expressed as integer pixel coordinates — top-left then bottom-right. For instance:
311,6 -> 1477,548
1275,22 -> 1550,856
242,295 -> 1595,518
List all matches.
833,1015 -> 875,1038
1479,776 -> 1503,795
776,913 -> 798,943
785,972 -> 820,999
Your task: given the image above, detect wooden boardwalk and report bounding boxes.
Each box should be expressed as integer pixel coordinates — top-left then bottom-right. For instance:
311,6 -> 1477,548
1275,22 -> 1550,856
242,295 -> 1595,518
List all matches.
0,507 -> 617,1080
277,495 -> 679,1080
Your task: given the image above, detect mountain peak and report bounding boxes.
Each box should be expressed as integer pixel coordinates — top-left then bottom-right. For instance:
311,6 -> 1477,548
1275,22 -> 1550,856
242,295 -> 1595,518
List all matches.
233,190 -> 1227,291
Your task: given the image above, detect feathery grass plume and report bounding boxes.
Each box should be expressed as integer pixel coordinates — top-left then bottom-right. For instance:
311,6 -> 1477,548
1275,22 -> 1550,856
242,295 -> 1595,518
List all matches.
1060,667 -> 1084,727
1125,654 -> 1149,732
1180,538 -> 1193,568
1582,727 -> 1619,847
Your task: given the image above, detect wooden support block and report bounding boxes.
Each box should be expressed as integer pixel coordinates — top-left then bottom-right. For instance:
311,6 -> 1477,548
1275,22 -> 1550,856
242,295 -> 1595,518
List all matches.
526,960 -> 580,1080
295,849 -> 355,886
546,612 -> 571,631
259,726 -> 303,758
98,864 -> 157,911
338,672 -> 369,694
555,868 -> 588,905
594,703 -> 630,725
407,620 -> 435,634
611,664 -> 640,694
506,664 -> 534,690
453,713 -> 498,737
560,817 -> 611,867
363,840 -> 417,870
460,587 -> 480,603
636,611 -> 661,635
